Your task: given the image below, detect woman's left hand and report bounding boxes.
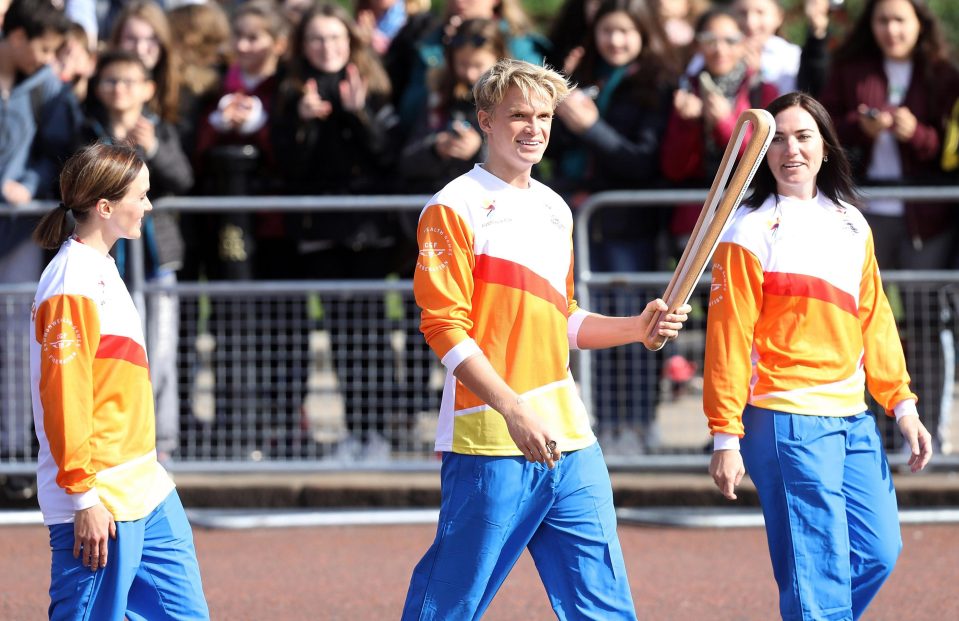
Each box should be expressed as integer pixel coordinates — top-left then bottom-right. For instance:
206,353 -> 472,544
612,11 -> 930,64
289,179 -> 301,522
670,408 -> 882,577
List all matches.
897,415 -> 933,472
891,106 -> 918,142
339,63 -> 369,113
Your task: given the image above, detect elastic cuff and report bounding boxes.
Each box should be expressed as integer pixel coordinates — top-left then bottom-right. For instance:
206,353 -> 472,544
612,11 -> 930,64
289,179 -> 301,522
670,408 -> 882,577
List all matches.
69,487 -> 100,512
441,338 -> 482,371
893,399 -> 918,421
567,309 -> 591,350
713,433 -> 741,451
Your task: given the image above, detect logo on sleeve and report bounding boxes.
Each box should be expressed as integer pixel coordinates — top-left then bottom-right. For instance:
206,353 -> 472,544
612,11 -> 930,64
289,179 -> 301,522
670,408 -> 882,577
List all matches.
417,226 -> 453,272
42,319 -> 82,365
708,262 -> 727,307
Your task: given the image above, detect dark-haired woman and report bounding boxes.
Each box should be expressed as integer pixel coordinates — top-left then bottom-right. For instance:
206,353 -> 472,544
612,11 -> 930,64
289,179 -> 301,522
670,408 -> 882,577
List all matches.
704,92 -> 933,621
820,0 -> 959,453
31,142 -> 209,620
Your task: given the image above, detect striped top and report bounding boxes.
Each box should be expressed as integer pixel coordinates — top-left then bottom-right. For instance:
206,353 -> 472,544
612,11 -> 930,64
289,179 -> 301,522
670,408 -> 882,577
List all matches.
31,238 -> 173,525
703,192 -> 917,441
413,164 -> 596,454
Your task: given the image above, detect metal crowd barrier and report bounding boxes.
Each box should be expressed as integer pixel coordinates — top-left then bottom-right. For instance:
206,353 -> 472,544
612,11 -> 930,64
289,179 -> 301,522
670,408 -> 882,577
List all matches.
1,187 -> 958,473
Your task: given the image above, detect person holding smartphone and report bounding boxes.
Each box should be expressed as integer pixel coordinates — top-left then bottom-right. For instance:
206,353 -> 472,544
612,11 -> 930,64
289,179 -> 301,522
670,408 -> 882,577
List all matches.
820,0 -> 959,453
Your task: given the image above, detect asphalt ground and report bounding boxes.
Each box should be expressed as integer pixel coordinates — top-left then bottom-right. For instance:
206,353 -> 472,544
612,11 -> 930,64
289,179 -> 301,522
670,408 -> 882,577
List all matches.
1,520 -> 956,620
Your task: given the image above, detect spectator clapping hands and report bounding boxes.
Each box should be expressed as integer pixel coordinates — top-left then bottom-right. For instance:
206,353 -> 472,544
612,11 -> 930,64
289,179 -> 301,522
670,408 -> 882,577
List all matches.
298,78 -> 333,120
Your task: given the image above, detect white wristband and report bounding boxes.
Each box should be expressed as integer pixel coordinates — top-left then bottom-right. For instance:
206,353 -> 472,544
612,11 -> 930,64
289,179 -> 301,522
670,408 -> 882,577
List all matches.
893,399 -> 918,421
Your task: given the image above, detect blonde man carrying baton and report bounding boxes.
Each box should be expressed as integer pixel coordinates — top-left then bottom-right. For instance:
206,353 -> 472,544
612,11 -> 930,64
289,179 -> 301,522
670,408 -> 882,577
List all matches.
401,59 -> 691,620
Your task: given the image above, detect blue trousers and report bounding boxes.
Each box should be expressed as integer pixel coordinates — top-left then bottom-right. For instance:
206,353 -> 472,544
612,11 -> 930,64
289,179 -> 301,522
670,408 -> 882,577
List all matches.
402,442 -> 636,620
48,491 -> 209,621
740,406 -> 902,621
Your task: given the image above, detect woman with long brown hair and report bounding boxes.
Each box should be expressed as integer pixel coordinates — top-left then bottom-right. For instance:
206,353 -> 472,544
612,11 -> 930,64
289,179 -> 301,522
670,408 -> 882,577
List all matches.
108,1 -> 180,127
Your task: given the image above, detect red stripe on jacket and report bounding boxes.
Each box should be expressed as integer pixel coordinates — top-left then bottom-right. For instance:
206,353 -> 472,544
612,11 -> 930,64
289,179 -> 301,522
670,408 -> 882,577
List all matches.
96,335 -> 149,369
763,272 -> 857,316
474,254 -> 566,315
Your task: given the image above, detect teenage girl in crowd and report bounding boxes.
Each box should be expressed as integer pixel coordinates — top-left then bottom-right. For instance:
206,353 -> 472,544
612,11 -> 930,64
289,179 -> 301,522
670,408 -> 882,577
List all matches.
272,2 -> 404,459
398,18 -> 504,193
108,1 -> 181,142
820,0 -> 959,454
32,141 -> 208,620
661,6 -> 778,251
195,0 -> 288,200
548,0 -> 679,454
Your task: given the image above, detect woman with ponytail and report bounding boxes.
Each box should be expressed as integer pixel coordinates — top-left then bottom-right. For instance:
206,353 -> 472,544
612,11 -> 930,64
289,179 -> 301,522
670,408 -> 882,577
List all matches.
31,141 -> 209,620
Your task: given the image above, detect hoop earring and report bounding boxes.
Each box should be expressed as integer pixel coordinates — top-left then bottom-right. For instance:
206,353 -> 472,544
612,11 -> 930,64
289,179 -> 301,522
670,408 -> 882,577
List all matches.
823,155 -> 829,163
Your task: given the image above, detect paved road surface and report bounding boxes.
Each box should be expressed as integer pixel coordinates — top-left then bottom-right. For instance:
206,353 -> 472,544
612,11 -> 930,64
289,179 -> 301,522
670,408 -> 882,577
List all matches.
1,521 -> 955,620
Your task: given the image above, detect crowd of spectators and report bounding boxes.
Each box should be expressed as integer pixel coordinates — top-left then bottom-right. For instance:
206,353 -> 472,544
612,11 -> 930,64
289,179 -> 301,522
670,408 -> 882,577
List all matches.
2,0 -> 959,467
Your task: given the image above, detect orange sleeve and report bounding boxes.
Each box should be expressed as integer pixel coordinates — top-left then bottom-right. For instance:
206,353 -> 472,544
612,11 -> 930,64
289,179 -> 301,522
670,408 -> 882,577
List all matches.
859,233 -> 917,414
703,242 -> 765,437
35,294 -> 100,494
413,203 -> 476,361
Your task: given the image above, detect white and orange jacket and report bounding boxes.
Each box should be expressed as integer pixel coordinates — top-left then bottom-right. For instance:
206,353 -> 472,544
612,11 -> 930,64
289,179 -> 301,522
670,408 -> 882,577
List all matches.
31,238 -> 174,526
413,164 -> 596,455
704,192 -> 917,448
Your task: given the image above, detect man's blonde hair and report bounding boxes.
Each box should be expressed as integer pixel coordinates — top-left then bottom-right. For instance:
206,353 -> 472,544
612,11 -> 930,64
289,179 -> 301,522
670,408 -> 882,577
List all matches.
473,59 -> 571,116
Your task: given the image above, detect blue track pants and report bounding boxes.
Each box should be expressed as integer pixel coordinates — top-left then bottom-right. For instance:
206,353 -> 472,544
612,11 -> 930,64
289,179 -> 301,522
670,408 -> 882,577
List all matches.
48,490 -> 209,621
740,406 -> 902,621
402,442 -> 635,620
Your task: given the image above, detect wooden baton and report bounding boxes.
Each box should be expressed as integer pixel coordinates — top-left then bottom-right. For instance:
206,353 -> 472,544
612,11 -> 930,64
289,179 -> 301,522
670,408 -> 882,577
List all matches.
644,108 -> 775,351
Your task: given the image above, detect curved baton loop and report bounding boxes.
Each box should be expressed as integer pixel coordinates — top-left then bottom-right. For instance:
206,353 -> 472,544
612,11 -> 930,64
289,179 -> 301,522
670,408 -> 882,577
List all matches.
645,109 -> 775,351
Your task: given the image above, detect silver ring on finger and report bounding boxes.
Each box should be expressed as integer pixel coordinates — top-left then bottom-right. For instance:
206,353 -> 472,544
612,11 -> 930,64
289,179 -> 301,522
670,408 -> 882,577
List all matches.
546,440 -> 557,453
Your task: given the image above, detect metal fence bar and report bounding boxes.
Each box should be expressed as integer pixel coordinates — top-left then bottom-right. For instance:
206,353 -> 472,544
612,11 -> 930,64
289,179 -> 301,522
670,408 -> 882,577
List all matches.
3,187 -> 959,473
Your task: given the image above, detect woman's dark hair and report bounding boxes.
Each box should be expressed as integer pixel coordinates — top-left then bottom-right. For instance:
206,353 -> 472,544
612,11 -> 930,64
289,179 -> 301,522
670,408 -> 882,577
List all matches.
832,0 -> 951,66
90,49 -> 151,93
545,0 -> 595,70
572,0 -> 679,109
33,142 -> 145,250
745,92 -> 859,209
693,5 -> 738,37
436,19 -> 508,111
